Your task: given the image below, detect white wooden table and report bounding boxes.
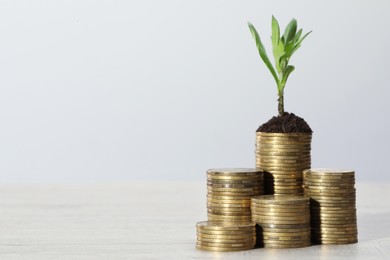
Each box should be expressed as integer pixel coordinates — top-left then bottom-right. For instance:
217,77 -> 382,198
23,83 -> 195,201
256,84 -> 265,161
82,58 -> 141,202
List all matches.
0,182 -> 389,259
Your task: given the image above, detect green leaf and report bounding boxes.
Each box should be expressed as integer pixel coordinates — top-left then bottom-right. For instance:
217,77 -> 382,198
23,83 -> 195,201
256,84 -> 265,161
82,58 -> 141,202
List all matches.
283,19 -> 297,44
248,22 -> 279,86
271,16 -> 280,48
294,29 -> 302,43
295,31 -> 312,47
291,31 -> 312,56
280,65 -> 295,90
271,16 -> 284,73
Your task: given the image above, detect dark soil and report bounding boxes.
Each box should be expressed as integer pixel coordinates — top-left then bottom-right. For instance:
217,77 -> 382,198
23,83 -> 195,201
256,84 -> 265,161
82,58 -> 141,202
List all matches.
257,112 -> 312,133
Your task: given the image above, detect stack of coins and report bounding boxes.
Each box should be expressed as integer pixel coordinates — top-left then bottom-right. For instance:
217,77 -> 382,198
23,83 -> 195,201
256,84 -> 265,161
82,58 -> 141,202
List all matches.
207,168 -> 263,223
303,169 -> 358,244
251,195 -> 311,248
196,221 -> 256,251
255,132 -> 312,195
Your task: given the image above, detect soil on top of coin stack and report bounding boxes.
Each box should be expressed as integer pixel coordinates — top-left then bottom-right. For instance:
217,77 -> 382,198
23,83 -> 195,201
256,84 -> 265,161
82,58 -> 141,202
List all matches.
257,112 -> 313,133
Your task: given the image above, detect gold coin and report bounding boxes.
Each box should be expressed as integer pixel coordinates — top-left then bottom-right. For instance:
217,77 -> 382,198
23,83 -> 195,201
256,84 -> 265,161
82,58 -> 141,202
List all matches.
264,177 -> 303,182
251,208 -> 309,215
258,153 -> 311,158
303,177 -> 355,182
207,210 -> 251,216
207,183 -> 262,188
310,208 -> 356,214
310,203 -> 356,208
208,178 -> 263,184
207,207 -> 251,213
207,175 -> 263,181
207,202 -> 251,208
261,227 -> 311,233
310,211 -> 356,217
262,240 -> 311,246
197,241 -> 255,248
263,235 -> 311,241
251,203 -> 309,209
263,243 -> 311,249
207,194 -> 253,200
207,192 -> 262,197
207,199 -> 251,205
304,176 -> 355,182
262,231 -> 311,237
260,167 -> 309,172
304,168 -> 354,174
253,218 -> 311,224
318,240 -> 358,245
208,187 -> 263,192
252,211 -> 308,217
197,233 -> 256,240
257,149 -> 311,154
252,195 -> 309,205
197,237 -> 256,244
304,183 -> 355,189
196,222 -> 255,230
207,168 -> 262,175
256,158 -> 311,165
196,244 -> 254,252
311,224 -> 357,230
257,223 -> 310,228
197,229 -> 255,235
207,205 -> 251,213
253,219 -> 310,225
207,214 -> 252,220
258,141 -> 311,147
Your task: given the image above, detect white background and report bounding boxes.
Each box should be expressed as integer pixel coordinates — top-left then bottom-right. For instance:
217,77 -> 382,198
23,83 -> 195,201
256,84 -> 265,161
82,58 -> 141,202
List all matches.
0,0 -> 388,182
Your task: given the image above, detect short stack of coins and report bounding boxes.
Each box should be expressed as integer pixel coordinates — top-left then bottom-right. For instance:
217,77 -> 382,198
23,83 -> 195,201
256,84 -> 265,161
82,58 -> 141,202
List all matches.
207,168 -> 263,223
303,169 -> 358,244
251,195 -> 311,248
255,132 -> 312,195
196,221 -> 256,252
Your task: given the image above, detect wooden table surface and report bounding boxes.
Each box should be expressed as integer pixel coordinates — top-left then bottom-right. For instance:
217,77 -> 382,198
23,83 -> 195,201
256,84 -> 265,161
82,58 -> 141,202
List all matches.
0,181 -> 389,259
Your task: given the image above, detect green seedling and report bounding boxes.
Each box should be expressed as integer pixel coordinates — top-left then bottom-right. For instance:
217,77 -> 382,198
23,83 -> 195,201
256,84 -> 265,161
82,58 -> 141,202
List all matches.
248,16 -> 311,116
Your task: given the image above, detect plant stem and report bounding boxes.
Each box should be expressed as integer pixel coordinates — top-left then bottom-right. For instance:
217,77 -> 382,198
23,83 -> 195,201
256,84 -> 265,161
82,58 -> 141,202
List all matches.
278,91 -> 284,116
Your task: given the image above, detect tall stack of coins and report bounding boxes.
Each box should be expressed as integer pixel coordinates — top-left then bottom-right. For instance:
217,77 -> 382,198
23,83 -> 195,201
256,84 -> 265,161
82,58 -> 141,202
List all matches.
303,169 -> 358,244
255,132 -> 312,195
251,195 -> 311,248
207,168 -> 264,223
196,221 -> 256,251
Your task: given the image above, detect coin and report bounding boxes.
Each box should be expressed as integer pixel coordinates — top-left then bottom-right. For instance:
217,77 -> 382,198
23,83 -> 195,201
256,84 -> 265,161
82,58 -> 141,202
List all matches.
208,179 -> 263,184
197,233 -> 256,240
207,215 -> 252,221
207,168 -> 262,175
207,175 -> 263,180
207,182 -> 262,188
251,203 -> 309,209
208,186 -> 263,192
257,223 -> 310,229
262,227 -> 311,233
197,238 -> 255,245
253,219 -> 310,225
207,202 -> 251,208
207,199 -> 251,205
304,168 -> 354,174
252,211 -> 308,217
263,243 -> 311,249
207,195 -> 253,200
197,242 -> 255,249
252,195 -> 309,205
207,207 -> 251,213
196,221 -> 255,229
196,244 -> 254,252
262,240 -> 311,246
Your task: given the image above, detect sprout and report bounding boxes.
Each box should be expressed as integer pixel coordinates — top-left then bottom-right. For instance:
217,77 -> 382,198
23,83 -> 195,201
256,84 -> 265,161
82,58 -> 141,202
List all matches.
248,16 -> 311,116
